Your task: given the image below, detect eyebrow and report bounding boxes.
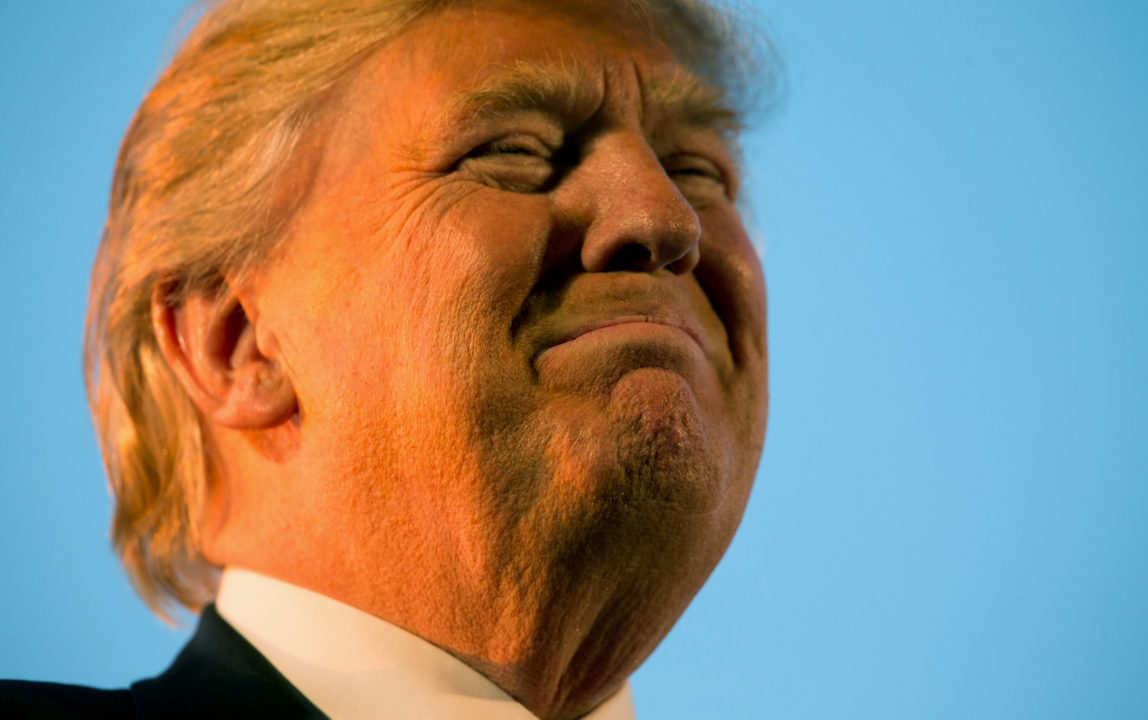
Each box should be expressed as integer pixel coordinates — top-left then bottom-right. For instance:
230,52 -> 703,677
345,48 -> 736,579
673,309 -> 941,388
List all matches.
448,59 -> 599,122
446,59 -> 741,134
645,70 -> 741,135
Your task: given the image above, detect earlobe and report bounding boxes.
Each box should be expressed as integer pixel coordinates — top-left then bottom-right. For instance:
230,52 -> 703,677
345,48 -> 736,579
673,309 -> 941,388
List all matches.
151,282 -> 297,429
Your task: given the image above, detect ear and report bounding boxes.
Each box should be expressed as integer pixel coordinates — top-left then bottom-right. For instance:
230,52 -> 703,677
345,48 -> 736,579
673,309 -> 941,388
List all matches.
151,281 -> 297,429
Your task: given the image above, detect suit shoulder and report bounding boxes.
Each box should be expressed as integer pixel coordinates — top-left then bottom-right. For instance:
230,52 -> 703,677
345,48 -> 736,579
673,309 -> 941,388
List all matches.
0,680 -> 135,719
128,605 -> 327,719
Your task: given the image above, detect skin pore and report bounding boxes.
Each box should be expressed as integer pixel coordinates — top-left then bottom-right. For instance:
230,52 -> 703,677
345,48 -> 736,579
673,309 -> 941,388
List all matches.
156,1 -> 769,718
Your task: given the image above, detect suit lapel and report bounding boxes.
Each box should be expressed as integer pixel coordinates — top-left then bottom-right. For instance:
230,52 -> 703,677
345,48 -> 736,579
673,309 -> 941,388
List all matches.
130,604 -> 328,719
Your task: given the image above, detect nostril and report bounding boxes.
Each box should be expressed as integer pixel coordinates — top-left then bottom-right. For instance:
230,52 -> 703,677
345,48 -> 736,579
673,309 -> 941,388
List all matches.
576,144 -> 704,274
667,246 -> 701,275
602,244 -> 655,273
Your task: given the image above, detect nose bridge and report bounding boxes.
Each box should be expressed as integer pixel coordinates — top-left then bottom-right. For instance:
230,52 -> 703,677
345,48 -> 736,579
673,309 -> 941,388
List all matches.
578,130 -> 701,274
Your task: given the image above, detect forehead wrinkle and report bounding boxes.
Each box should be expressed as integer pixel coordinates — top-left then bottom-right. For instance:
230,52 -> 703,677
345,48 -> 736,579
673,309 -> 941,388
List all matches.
443,57 -> 738,138
446,58 -> 604,126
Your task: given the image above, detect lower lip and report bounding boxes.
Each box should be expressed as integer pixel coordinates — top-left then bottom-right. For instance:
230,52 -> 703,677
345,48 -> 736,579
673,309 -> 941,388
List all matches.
535,321 -> 706,370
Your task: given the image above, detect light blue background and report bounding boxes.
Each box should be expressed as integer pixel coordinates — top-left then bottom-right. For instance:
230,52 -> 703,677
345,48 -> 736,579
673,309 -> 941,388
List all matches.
1,1 -> 1145,718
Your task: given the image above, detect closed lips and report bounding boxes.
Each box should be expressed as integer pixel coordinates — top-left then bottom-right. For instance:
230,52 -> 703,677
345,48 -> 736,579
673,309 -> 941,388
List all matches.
550,315 -> 704,350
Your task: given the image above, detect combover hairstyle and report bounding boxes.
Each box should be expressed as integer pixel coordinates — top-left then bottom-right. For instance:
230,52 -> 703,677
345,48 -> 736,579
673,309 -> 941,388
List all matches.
85,0 -> 773,618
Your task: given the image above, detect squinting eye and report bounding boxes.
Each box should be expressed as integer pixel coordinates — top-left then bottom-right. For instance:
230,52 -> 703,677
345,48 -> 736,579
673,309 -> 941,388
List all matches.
460,135 -> 556,193
663,155 -> 725,184
485,143 -> 536,156
470,135 -> 552,159
662,154 -> 730,204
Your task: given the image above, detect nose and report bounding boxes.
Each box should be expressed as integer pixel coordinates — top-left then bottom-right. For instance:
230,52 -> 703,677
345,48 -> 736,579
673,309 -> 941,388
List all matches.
577,133 -> 701,275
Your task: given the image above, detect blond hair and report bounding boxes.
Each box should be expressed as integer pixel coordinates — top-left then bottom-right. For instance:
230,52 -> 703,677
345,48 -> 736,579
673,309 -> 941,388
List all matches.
85,0 -> 771,619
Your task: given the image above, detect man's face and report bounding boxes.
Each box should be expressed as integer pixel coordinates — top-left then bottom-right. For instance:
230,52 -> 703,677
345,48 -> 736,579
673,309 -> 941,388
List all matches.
251,0 -> 768,648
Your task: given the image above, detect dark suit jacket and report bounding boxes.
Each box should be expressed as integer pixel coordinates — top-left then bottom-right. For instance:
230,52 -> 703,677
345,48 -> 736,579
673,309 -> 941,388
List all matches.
0,605 -> 327,719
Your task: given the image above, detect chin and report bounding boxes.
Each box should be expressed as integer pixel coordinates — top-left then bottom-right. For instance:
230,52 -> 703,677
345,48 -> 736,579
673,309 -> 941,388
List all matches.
601,368 -> 733,515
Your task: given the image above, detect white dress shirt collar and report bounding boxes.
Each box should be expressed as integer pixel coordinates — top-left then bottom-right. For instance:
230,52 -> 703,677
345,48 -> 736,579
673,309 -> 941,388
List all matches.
215,567 -> 636,720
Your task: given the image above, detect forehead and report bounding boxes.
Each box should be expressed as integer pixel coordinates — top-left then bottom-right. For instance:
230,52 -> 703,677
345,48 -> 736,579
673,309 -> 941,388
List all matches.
334,0 -> 735,138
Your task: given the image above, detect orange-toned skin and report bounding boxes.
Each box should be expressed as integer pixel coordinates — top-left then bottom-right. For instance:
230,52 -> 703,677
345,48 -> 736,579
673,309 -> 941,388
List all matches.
154,2 -> 768,718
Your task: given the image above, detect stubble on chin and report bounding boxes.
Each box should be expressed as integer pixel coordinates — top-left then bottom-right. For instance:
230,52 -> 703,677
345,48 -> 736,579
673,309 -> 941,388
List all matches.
603,368 -> 729,513
469,366 -> 733,560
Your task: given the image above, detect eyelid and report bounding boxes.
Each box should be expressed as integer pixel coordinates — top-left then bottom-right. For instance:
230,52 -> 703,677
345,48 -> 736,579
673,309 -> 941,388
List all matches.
663,153 -> 726,183
458,132 -> 561,194
470,133 -> 555,159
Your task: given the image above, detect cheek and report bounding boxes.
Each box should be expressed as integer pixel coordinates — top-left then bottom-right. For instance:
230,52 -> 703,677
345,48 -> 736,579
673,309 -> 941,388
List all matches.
398,190 -> 554,368
697,206 -> 768,365
691,207 -> 768,468
329,189 -> 554,397
433,190 -> 554,309
281,179 -> 556,450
